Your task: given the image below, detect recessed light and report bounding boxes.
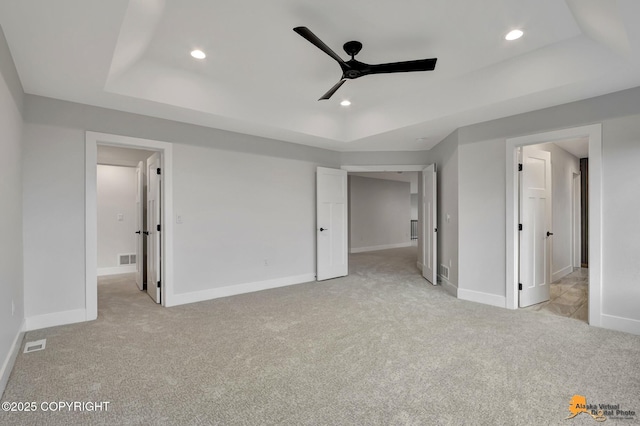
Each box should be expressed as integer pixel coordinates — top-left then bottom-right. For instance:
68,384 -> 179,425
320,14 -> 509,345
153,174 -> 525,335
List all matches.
505,29 -> 524,41
340,100 -> 351,106
190,49 -> 206,59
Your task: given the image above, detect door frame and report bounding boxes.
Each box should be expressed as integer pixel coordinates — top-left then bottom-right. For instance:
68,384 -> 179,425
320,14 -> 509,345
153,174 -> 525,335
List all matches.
85,131 -> 174,320
341,164 -> 428,271
505,124 -> 601,326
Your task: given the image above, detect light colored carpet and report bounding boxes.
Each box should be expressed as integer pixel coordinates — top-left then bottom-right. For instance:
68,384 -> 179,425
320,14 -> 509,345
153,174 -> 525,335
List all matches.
2,247 -> 639,425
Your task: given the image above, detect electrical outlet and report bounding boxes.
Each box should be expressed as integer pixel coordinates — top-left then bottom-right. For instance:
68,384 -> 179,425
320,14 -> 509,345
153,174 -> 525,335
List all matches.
176,215 -> 183,224
449,259 -> 452,267
264,259 -> 269,266
117,213 -> 124,222
12,299 -> 15,316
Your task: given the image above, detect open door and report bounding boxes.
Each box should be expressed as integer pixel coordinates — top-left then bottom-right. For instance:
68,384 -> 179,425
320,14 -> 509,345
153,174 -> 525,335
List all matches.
422,164 -> 437,284
519,147 -> 552,307
316,167 -> 348,281
146,153 -> 162,304
135,161 -> 145,291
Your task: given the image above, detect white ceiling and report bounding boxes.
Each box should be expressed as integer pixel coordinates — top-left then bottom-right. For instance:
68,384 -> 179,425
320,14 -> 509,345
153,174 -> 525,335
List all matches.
2,0 -> 640,152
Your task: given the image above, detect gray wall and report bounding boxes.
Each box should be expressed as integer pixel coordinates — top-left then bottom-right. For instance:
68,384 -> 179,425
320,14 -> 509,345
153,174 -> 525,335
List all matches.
97,165 -> 137,271
21,95 -> 342,321
0,25 -> 24,393
349,176 -> 411,252
427,131 -> 459,289
173,144 -> 317,294
457,87 -> 640,328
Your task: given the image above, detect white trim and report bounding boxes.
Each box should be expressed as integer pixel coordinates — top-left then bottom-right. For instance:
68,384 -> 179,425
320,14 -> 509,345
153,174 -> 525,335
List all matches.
86,131 -> 174,315
170,273 -> 316,307
458,288 -> 506,308
600,314 -> 640,336
0,320 -> 25,398
25,309 -> 86,331
505,124 -> 602,327
439,276 -> 458,298
97,266 -> 137,276
350,242 -> 413,253
417,261 -> 423,271
341,164 -> 427,172
551,265 -> 574,283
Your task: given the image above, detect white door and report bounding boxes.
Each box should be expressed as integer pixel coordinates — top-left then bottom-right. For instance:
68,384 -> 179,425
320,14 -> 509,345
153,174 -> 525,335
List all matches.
146,153 -> 162,304
316,167 -> 348,281
422,164 -> 437,284
135,161 -> 145,291
519,147 -> 552,307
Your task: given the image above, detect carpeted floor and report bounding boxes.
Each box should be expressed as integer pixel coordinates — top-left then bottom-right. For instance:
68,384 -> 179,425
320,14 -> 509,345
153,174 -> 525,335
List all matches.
1,247 -> 639,425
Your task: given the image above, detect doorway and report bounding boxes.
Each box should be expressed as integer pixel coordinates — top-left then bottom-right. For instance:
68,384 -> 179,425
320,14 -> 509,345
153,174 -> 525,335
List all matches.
96,145 -> 158,303
517,141 -> 588,321
505,124 -> 602,326
85,132 -> 174,321
337,165 -> 433,284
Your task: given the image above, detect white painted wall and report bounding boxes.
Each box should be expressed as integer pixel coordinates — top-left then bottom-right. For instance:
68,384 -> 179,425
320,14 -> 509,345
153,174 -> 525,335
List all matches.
458,138 -> 506,301
457,86 -> 640,333
22,123 -> 86,322
349,176 -> 411,252
0,25 -> 25,395
601,114 -> 640,324
97,165 -> 137,272
172,144 -> 317,296
533,142 -> 580,281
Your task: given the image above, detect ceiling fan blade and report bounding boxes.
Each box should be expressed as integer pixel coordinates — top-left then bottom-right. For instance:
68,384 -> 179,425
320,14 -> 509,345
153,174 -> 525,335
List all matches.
366,58 -> 437,75
319,79 -> 346,101
294,27 -> 349,67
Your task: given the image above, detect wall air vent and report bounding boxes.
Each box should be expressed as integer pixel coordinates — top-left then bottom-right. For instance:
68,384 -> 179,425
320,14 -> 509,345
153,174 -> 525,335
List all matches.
118,253 -> 136,266
439,264 -> 450,280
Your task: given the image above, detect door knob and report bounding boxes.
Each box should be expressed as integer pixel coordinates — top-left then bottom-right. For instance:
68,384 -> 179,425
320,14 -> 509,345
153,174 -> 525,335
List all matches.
547,231 -> 554,237
143,231 -> 150,235
320,227 -> 328,232
135,230 -> 141,234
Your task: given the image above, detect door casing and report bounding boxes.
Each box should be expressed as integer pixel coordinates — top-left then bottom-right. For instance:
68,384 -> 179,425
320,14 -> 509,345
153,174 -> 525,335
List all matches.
505,124 -> 602,326
86,132 -> 174,320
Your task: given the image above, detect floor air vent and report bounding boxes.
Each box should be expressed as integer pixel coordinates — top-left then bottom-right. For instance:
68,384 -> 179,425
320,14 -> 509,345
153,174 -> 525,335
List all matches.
24,339 -> 46,353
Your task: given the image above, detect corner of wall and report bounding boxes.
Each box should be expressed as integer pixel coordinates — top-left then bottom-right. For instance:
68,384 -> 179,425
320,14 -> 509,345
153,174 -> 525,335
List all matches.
0,319 -> 25,399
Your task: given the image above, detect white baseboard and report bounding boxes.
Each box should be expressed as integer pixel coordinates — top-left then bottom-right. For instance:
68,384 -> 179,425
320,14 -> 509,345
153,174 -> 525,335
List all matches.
0,319 -> 25,399
25,308 -> 87,331
600,314 -> 640,336
458,288 -> 506,308
168,273 -> 316,307
350,242 -> 413,253
97,265 -> 136,276
439,275 -> 458,297
552,265 -> 573,283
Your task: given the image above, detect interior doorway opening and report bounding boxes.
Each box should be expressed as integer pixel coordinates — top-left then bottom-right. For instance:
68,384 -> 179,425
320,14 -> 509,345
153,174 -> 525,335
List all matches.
338,165 -> 434,286
505,123 -> 601,326
517,140 -> 589,322
85,132 -> 174,321
96,145 -> 158,305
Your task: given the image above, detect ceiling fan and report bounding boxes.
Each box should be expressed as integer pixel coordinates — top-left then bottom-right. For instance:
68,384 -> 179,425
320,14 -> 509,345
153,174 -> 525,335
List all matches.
293,26 -> 437,101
